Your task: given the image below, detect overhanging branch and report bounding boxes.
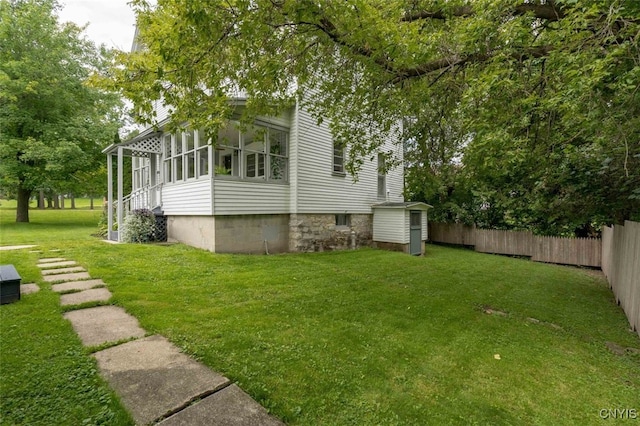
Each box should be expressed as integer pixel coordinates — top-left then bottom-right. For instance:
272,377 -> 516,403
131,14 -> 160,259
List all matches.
401,3 -> 565,23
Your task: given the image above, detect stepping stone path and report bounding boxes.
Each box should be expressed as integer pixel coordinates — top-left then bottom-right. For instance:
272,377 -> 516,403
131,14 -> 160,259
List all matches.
52,279 -> 106,293
0,244 -> 37,251
60,287 -> 113,306
38,256 -> 282,425
41,266 -> 86,275
43,271 -> 91,282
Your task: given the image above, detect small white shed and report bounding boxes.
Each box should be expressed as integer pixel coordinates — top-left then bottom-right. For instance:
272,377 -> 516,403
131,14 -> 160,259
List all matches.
372,202 -> 433,255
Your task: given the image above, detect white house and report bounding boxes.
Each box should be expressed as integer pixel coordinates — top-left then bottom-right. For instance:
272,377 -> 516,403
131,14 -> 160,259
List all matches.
104,93 -> 431,254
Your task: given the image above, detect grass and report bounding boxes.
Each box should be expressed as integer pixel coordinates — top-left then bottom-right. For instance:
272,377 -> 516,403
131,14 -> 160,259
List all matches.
0,199 -> 102,245
1,207 -> 639,425
0,250 -> 133,425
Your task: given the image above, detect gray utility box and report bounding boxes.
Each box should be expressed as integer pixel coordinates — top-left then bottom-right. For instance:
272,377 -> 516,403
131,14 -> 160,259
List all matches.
0,265 -> 22,304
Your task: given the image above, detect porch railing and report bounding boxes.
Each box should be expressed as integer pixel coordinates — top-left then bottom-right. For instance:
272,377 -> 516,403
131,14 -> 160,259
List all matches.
115,183 -> 163,214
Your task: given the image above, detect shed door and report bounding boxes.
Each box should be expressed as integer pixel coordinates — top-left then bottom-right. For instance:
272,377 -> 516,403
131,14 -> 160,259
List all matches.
409,210 -> 422,255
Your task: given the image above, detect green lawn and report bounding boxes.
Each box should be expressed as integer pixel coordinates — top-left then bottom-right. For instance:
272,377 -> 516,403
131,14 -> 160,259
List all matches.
1,208 -> 639,425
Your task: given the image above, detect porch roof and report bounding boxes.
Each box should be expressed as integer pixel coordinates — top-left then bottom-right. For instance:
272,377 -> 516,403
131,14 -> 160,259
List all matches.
372,201 -> 433,211
102,128 -> 164,158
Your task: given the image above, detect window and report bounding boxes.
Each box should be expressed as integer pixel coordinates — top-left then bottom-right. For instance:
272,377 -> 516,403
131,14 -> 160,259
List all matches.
269,129 -> 288,181
214,125 -> 241,177
196,129 -> 209,177
213,122 -> 288,182
377,153 -> 386,198
174,133 -> 183,181
410,211 -> 421,227
163,134 -> 173,183
244,126 -> 266,179
333,142 -> 345,174
163,128 -> 211,183
335,214 -> 350,227
185,130 -> 196,179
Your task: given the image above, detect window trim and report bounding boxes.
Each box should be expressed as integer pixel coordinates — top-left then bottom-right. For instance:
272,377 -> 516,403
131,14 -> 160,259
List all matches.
163,122 -> 288,185
333,142 -> 345,175
377,152 -> 387,199
335,214 -> 350,228
214,122 -> 289,183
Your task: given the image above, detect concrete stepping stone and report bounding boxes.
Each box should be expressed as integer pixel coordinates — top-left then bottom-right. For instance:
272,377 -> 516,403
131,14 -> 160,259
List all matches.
159,384 -> 284,426
0,245 -> 37,251
43,272 -> 91,282
93,335 -> 231,426
41,266 -> 86,276
63,306 -> 146,347
37,260 -> 77,268
60,288 -> 112,306
38,257 -> 66,263
20,283 -> 40,295
52,279 -> 106,293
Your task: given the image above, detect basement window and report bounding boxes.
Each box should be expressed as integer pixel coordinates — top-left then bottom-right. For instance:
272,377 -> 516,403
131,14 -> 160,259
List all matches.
335,214 -> 350,228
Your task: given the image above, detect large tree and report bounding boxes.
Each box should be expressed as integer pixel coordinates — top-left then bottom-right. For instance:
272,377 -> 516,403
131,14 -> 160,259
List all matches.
0,0 -> 122,222
116,0 -> 640,232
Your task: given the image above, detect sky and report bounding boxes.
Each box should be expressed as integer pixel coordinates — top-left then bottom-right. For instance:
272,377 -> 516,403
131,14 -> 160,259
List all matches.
57,0 -> 137,51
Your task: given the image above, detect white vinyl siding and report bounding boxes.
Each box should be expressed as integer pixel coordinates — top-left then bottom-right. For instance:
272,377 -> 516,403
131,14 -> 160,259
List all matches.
152,98 -> 170,123
373,208 -> 407,244
290,107 -> 404,214
213,180 -> 289,215
162,179 -> 212,215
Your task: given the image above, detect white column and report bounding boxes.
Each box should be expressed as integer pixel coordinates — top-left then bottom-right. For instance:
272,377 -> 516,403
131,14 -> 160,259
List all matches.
158,152 -> 164,208
107,153 -> 113,240
149,155 -> 157,208
117,146 -> 124,242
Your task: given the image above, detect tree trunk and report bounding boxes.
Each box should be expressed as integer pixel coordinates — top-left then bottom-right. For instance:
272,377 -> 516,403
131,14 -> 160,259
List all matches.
16,187 -> 31,223
70,194 -> 76,209
46,196 -> 53,209
60,194 -> 65,209
38,190 -> 45,209
54,195 -> 60,209
90,197 -> 94,210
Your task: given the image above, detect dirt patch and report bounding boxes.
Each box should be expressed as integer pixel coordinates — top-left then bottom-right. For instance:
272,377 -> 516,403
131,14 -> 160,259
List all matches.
526,317 -> 563,331
480,305 -> 508,316
606,341 -> 640,356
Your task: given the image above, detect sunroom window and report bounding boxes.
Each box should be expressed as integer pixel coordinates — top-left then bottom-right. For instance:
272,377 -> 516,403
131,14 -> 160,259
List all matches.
269,129 -> 288,181
197,129 -> 209,177
185,130 -> 196,180
213,122 -> 288,182
134,157 -> 149,189
214,126 -> 241,177
163,128 -> 210,184
163,134 -> 173,183
174,134 -> 183,181
244,127 -> 266,179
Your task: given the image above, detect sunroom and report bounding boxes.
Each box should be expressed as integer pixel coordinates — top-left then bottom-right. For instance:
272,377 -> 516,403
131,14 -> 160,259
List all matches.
103,119 -> 291,242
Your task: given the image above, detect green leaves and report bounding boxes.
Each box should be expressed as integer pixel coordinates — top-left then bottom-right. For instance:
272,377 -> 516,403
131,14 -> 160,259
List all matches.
0,0 -> 123,221
114,0 -> 639,232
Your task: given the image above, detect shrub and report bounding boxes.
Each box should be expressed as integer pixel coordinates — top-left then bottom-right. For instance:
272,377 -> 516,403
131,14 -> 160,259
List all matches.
121,209 -> 156,243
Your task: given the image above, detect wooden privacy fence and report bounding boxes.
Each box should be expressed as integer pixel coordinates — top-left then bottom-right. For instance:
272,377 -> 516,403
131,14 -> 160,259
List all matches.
429,223 -> 602,267
532,235 -> 602,267
602,221 -> 640,337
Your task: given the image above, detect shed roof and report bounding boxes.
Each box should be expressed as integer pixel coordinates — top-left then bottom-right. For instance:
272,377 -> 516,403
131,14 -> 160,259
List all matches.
372,201 -> 433,210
